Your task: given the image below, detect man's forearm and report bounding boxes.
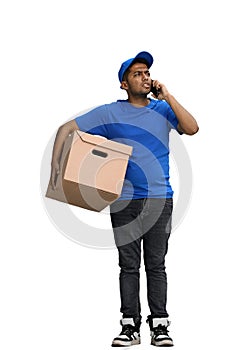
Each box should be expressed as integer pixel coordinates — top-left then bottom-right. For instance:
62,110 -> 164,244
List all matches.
51,126 -> 69,166
165,94 -> 199,135
49,120 -> 79,189
51,120 -> 79,166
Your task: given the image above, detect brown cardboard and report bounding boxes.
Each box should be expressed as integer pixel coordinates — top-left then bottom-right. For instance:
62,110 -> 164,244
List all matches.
46,130 -> 133,211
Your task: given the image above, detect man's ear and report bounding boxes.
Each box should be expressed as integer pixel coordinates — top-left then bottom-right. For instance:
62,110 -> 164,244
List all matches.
121,80 -> 128,91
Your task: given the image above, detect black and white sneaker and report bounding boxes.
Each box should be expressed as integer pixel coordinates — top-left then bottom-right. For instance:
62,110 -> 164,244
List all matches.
112,318 -> 141,347
147,317 -> 174,347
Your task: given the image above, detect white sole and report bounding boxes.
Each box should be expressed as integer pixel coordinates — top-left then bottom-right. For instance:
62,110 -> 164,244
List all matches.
151,338 -> 174,347
112,338 -> 141,347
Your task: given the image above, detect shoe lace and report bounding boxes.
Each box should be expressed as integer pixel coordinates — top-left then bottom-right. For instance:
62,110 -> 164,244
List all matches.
120,324 -> 135,338
153,324 -> 169,337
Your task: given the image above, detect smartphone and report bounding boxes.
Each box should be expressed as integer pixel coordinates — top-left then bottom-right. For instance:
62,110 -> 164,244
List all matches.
151,80 -> 161,98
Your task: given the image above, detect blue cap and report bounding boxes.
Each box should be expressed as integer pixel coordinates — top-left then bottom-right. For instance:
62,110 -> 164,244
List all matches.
118,51 -> 154,83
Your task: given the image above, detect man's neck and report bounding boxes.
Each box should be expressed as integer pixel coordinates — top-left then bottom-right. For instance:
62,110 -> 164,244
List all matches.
127,95 -> 150,107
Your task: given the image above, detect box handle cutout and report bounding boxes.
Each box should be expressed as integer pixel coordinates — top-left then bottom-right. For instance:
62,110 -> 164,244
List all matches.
92,149 -> 108,158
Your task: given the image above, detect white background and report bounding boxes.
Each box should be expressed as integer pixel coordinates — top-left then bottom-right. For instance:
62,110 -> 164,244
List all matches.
1,0 -> 233,349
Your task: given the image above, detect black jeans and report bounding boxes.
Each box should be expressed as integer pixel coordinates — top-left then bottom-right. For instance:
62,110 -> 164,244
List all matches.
110,198 -> 173,321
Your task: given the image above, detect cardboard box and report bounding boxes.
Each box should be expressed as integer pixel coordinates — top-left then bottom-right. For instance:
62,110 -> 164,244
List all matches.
46,130 -> 133,211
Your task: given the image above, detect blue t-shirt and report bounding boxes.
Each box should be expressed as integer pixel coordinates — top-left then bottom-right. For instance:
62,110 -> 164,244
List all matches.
75,99 -> 181,200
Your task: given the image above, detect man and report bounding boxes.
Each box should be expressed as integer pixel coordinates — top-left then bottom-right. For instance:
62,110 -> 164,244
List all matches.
50,51 -> 199,347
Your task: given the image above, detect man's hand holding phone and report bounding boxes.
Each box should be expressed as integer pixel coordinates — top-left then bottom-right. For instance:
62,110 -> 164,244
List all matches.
151,80 -> 169,100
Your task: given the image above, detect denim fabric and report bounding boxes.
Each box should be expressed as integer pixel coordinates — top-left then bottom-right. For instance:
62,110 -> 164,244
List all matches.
110,198 -> 173,319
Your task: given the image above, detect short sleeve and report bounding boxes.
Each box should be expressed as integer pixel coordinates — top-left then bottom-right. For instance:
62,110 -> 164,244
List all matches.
75,105 -> 109,138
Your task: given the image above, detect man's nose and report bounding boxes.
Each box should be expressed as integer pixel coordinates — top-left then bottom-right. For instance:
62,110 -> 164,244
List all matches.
142,73 -> 149,80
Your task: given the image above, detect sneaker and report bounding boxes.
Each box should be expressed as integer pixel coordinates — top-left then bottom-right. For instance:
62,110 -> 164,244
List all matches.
111,318 -> 141,347
147,317 -> 173,347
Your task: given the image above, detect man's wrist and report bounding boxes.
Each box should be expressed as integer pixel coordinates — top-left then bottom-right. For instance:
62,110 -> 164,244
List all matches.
51,158 -> 59,167
164,93 -> 173,104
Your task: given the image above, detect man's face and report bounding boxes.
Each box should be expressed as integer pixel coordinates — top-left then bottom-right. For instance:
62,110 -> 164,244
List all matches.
122,62 -> 152,95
